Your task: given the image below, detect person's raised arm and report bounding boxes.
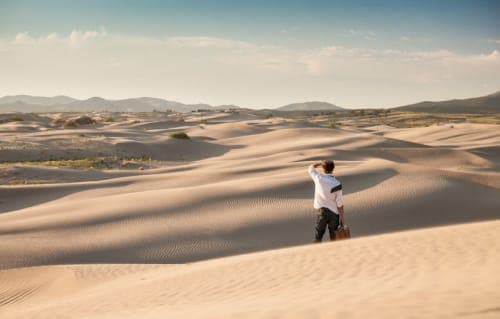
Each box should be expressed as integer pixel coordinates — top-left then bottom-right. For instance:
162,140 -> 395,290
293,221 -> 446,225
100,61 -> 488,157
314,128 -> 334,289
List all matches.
308,162 -> 322,180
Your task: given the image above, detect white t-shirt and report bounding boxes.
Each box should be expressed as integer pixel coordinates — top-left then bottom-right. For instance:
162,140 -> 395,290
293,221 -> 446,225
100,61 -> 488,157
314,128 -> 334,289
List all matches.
308,165 -> 343,214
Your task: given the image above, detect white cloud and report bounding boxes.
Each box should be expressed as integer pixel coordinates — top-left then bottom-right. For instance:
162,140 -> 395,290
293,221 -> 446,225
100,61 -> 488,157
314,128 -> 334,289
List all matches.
401,36 -> 410,41
12,29 -> 107,47
474,50 -> 499,62
14,32 -> 35,44
45,32 -> 59,41
68,29 -> 107,47
487,38 -> 500,44
1,30 -> 499,108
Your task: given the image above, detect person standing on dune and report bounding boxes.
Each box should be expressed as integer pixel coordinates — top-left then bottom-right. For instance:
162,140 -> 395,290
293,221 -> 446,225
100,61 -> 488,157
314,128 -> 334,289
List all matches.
308,160 -> 345,242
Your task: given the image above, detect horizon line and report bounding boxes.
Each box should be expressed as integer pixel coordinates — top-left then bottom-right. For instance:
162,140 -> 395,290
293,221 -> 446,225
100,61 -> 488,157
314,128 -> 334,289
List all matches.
1,89 -> 499,110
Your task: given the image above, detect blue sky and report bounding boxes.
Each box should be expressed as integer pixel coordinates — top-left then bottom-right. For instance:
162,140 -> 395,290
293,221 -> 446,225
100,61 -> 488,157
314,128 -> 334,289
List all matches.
2,0 -> 499,52
1,0 -> 499,107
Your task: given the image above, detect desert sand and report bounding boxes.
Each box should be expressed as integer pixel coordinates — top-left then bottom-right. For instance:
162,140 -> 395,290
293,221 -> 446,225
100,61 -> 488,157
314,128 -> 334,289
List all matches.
0,110 -> 499,318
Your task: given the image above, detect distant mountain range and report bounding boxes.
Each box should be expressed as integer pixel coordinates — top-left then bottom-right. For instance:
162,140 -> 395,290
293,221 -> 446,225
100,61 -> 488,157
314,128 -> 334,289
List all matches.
0,95 -> 77,105
0,95 -> 239,113
276,101 -> 343,111
1,91 -> 499,113
393,91 -> 500,114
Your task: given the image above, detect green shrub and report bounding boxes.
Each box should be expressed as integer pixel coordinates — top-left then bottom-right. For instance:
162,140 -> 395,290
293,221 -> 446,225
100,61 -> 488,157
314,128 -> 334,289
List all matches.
328,121 -> 340,128
169,131 -> 190,139
0,116 -> 24,124
63,115 -> 96,128
10,116 -> 24,122
51,117 -> 66,126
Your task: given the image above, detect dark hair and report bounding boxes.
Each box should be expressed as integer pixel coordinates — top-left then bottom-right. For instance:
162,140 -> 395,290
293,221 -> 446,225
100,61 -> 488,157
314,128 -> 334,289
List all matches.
322,160 -> 334,174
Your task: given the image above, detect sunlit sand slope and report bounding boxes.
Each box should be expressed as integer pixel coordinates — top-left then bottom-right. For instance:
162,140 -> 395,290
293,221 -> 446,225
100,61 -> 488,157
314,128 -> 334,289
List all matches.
1,220 -> 499,318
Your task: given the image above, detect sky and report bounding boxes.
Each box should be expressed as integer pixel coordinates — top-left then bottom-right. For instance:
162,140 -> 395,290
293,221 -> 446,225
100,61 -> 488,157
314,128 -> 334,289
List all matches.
0,0 -> 499,108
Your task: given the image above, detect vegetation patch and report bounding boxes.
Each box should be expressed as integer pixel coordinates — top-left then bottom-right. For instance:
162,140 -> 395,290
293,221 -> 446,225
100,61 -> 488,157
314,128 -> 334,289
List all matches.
17,156 -> 157,170
62,115 -> 97,128
0,115 -> 24,124
379,112 -> 500,128
51,117 -> 66,126
169,131 -> 190,139
9,116 -> 23,122
327,120 -> 341,128
322,111 -> 500,128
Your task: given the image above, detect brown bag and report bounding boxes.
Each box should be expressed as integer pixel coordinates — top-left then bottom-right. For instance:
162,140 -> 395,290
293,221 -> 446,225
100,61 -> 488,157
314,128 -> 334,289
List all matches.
334,225 -> 351,240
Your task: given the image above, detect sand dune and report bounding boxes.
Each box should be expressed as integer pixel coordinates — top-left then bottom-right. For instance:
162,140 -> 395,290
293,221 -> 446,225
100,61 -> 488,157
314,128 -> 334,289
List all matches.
1,221 -> 499,318
381,123 -> 500,149
0,112 -> 499,317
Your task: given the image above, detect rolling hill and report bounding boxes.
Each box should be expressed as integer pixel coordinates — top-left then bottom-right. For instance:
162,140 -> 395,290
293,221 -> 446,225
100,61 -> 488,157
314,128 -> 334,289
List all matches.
0,95 -> 240,113
2,91 -> 499,114
0,95 -> 77,105
393,91 -> 500,114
